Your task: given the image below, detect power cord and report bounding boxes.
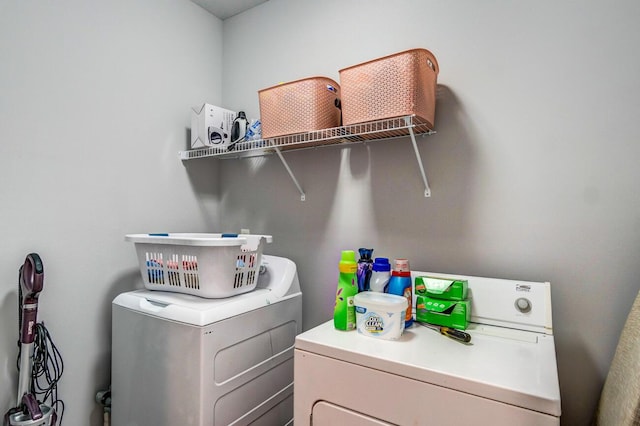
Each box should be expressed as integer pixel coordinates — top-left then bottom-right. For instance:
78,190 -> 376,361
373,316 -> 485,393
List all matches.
33,322 -> 65,423
15,323 -> 65,425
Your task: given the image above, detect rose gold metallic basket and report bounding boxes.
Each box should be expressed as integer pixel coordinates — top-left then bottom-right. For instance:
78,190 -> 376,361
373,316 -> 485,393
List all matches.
258,77 -> 341,146
339,48 -> 439,129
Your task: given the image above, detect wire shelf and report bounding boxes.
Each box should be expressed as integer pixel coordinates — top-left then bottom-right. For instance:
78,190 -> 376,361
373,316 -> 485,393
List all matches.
179,115 -> 435,200
179,115 -> 435,160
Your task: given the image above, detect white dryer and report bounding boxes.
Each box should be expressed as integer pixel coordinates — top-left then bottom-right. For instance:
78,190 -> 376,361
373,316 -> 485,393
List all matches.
111,254 -> 302,426
294,272 -> 561,425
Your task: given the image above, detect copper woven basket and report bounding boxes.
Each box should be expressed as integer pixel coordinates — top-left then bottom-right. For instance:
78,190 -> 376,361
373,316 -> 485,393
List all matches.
258,77 -> 341,147
339,48 -> 439,129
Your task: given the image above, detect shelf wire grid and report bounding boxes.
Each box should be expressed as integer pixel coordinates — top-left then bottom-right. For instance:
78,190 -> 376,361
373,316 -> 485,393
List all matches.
179,115 -> 435,160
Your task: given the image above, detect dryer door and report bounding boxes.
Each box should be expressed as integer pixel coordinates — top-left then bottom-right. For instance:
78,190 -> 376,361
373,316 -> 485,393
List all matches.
312,401 -> 394,425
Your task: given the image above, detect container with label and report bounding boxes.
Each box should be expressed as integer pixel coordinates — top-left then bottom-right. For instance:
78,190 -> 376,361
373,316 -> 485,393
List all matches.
356,248 -> 374,292
387,258 -> 414,328
369,257 -> 391,293
333,250 -> 359,331
354,292 -> 408,340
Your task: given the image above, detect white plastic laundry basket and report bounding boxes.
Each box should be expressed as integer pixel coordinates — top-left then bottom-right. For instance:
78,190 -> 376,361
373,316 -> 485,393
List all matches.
125,233 -> 272,298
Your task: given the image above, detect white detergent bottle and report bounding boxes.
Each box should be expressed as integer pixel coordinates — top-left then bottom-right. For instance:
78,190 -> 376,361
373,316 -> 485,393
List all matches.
369,257 -> 391,293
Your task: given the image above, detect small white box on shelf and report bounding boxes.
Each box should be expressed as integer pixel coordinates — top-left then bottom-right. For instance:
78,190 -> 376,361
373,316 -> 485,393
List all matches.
190,104 -> 237,149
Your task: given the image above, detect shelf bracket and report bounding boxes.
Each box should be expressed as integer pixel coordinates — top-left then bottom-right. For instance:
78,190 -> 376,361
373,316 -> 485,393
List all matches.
406,117 -> 431,197
270,142 -> 306,201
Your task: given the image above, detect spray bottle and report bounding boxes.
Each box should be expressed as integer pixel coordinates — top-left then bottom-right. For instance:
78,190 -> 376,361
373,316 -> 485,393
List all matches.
387,258 -> 413,328
333,250 -> 358,331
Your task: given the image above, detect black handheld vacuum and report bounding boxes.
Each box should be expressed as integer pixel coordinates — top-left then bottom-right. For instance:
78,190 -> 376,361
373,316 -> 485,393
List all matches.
4,253 -> 57,426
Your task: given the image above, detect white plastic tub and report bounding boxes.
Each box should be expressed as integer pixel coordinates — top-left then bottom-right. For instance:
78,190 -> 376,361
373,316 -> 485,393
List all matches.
354,292 -> 408,340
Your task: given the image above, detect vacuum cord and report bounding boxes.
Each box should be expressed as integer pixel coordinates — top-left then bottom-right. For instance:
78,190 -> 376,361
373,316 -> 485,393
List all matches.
15,323 -> 65,425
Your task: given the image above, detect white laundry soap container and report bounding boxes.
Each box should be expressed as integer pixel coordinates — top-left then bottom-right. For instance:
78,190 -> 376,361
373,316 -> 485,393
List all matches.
354,292 -> 408,340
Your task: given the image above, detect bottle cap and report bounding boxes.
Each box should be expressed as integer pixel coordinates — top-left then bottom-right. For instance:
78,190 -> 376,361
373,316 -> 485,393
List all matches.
372,257 -> 391,272
339,250 -> 357,273
358,248 -> 374,260
393,258 -> 410,272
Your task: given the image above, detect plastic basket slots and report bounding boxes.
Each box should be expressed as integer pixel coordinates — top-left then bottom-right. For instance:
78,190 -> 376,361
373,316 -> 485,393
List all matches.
126,233 -> 272,298
258,77 -> 341,145
339,48 -> 439,129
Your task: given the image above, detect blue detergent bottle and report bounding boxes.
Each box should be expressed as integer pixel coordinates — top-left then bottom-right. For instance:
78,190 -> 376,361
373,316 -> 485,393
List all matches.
387,258 -> 413,328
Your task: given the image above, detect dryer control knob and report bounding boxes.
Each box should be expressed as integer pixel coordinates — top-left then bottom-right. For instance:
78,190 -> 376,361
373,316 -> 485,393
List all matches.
515,297 -> 532,313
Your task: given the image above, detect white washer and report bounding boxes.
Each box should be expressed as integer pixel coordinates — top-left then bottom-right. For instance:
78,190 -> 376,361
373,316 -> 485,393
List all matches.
294,271 -> 561,425
112,254 -> 302,426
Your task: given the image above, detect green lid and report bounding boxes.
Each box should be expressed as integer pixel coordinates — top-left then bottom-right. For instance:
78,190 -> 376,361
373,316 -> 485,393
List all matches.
339,250 -> 357,273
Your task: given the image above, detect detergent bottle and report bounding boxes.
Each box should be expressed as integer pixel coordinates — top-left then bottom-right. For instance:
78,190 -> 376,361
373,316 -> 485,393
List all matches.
369,257 -> 391,293
356,248 -> 374,292
333,250 -> 358,331
387,258 -> 413,328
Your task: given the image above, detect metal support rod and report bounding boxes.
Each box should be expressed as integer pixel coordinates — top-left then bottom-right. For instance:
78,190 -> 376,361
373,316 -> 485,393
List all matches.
271,143 -> 306,201
406,117 -> 431,197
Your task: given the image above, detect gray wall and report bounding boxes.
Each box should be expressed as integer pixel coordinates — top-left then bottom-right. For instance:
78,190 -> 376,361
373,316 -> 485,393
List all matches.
220,1 -> 640,425
0,1 -> 222,425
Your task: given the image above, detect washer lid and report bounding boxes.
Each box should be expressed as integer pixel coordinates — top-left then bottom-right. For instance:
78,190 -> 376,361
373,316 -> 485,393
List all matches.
295,320 -> 561,417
